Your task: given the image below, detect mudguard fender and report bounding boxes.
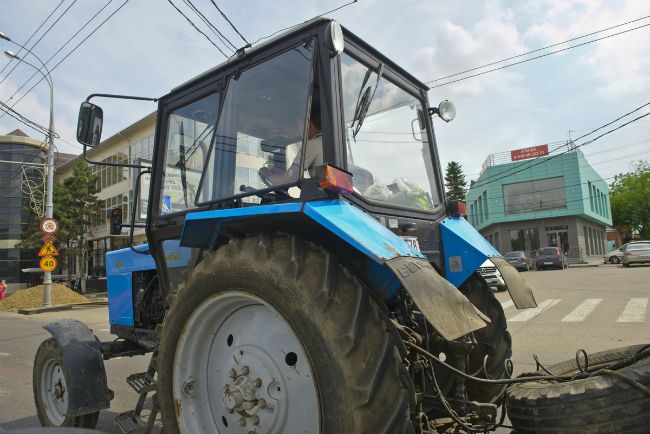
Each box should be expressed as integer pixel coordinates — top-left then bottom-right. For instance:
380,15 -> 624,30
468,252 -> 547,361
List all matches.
42,319 -> 112,415
440,217 -> 537,309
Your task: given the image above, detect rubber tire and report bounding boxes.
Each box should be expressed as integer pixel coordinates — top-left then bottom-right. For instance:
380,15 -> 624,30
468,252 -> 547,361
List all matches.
623,262 -> 630,267
33,338 -> 100,428
506,344 -> 650,434
610,256 -> 621,264
157,233 -> 414,434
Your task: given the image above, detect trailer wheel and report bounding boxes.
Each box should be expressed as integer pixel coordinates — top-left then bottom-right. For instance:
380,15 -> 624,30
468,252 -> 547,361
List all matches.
506,344 -> 650,433
33,338 -> 99,428
157,233 -> 414,434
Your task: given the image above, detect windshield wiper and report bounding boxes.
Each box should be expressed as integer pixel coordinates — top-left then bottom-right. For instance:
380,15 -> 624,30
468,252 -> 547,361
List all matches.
351,62 -> 384,140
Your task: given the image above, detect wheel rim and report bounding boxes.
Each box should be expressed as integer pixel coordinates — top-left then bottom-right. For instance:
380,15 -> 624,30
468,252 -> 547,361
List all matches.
173,291 -> 320,434
41,359 -> 68,425
612,257 -> 620,264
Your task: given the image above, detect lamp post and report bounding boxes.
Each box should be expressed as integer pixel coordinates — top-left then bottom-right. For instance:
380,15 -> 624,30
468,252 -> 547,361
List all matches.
1,32 -> 55,307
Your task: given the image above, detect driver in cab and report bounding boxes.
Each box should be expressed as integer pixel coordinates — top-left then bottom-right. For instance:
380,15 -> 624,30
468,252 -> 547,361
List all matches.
258,103 -> 322,185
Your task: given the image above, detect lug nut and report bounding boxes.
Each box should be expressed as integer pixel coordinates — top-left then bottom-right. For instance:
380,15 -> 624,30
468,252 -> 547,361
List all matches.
183,380 -> 195,396
252,415 -> 260,426
228,369 -> 237,379
241,366 -> 249,375
254,378 -> 262,387
258,398 -> 267,409
238,417 -> 247,427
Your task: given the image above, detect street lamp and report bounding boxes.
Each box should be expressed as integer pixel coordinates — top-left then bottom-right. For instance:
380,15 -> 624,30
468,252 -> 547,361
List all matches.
2,32 -> 56,307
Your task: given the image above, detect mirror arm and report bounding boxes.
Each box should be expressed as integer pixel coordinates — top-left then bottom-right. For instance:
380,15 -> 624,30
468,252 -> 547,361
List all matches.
83,144 -> 149,169
85,93 -> 158,103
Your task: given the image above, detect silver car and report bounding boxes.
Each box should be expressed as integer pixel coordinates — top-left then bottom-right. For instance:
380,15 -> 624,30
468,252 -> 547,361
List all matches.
622,242 -> 650,267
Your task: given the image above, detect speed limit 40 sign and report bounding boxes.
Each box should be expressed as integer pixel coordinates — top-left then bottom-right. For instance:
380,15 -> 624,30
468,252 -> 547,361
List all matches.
39,256 -> 57,272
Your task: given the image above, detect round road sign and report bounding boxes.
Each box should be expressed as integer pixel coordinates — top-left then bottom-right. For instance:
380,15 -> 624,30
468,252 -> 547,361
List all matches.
40,218 -> 59,234
39,256 -> 58,272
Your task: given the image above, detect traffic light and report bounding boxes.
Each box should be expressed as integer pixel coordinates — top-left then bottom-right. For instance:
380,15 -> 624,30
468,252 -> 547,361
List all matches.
110,207 -> 123,235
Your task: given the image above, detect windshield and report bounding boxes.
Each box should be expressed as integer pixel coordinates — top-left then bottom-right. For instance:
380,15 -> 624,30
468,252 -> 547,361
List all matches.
341,52 -> 440,211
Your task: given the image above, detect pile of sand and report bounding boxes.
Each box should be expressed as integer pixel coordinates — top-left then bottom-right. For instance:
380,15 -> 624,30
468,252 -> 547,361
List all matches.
0,283 -> 91,312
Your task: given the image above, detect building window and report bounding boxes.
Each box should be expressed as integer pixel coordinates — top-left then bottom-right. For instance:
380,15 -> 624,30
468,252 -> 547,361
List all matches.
503,177 -> 566,214
509,228 -> 539,252
494,231 -> 500,251
588,181 -> 594,211
482,191 -> 488,220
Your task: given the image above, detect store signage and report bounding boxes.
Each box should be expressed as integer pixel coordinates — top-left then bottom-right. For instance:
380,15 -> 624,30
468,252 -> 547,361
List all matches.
511,144 -> 549,161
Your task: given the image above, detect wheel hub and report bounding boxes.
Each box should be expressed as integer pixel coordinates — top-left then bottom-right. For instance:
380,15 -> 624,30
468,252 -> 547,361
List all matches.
172,292 -> 320,433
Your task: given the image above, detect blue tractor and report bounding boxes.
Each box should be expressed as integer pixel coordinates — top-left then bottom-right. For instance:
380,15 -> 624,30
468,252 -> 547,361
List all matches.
31,18 -> 545,433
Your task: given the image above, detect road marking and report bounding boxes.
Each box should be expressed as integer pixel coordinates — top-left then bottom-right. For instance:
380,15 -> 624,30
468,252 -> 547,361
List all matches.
561,299 -> 603,322
0,352 -> 10,357
617,298 -> 648,323
500,300 -> 514,310
508,299 -> 561,322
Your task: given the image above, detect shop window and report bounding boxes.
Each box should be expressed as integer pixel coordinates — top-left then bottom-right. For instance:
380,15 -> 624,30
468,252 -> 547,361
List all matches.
503,177 -> 566,215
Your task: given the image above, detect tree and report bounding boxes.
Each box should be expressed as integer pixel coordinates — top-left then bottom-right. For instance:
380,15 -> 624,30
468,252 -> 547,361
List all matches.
444,161 -> 467,202
19,162 -> 102,292
610,161 -> 650,241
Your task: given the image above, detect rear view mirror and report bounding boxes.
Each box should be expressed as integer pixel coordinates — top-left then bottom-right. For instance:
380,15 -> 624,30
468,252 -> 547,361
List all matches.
77,102 -> 104,147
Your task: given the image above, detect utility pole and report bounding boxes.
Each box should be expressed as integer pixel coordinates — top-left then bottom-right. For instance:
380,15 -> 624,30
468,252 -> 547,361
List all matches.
2,32 -> 56,307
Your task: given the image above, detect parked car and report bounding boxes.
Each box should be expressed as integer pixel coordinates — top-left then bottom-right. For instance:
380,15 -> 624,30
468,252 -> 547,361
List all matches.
479,259 -> 506,291
622,242 -> 650,267
505,251 -> 530,271
606,241 -> 650,264
536,247 -> 568,270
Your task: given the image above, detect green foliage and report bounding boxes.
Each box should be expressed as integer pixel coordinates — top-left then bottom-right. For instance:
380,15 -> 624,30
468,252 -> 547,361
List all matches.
610,161 -> 650,240
444,161 -> 467,202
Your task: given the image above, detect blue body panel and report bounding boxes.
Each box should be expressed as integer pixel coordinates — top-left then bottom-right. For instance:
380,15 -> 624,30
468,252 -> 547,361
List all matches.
106,240 -> 190,327
181,199 -> 424,263
440,216 -> 502,287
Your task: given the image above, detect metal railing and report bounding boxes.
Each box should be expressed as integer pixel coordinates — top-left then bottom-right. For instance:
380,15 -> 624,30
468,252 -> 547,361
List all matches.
480,142 -> 584,175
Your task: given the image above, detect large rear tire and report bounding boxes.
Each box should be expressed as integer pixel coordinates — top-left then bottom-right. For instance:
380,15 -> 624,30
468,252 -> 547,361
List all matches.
157,232 -> 414,434
506,344 -> 650,433
33,338 -> 100,428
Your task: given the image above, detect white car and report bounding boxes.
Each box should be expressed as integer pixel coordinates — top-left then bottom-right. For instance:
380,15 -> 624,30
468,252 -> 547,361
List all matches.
604,241 -> 650,264
479,259 -> 506,291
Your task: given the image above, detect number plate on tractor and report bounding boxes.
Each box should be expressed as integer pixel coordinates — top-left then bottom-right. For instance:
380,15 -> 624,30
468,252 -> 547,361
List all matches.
400,236 -> 421,252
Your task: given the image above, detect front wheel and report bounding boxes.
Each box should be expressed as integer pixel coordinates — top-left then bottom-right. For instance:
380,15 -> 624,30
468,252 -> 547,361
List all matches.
610,256 -> 621,264
33,338 -> 99,428
157,233 -> 414,434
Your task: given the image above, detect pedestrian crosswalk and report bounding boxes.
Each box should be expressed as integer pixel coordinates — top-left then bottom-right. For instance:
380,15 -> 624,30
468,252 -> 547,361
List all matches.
501,297 -> 648,323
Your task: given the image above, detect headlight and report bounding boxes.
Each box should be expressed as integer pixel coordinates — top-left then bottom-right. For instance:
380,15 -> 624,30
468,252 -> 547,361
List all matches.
438,100 -> 456,122
327,21 -> 344,56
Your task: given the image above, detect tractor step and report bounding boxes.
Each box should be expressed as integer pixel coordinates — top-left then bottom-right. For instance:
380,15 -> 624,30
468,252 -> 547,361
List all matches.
126,372 -> 157,394
114,410 -> 148,434
137,335 -> 160,351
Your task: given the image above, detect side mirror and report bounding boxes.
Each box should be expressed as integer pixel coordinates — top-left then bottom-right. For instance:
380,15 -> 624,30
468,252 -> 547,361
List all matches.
77,102 -> 104,147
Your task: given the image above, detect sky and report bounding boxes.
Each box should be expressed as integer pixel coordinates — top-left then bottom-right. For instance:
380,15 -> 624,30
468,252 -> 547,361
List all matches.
0,0 -> 649,185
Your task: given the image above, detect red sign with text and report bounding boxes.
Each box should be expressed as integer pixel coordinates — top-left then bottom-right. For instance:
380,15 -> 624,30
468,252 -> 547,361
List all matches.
511,144 -> 549,161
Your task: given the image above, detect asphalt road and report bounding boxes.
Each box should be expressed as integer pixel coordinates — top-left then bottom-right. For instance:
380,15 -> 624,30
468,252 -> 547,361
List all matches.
0,263 -> 648,433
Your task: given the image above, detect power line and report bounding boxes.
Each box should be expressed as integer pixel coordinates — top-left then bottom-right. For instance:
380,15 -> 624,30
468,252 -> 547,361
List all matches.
0,101 -> 55,137
182,0 -> 237,52
251,0 -> 358,45
208,0 -> 249,46
472,111 -> 650,191
0,0 -> 114,121
0,0 -> 78,86
469,101 -> 650,189
427,15 -> 650,85
427,21 -> 650,89
0,0 -> 129,121
166,0 -> 228,57
0,0 -> 65,78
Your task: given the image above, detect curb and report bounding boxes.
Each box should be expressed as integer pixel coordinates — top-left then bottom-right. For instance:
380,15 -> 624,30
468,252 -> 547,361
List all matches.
18,304 -> 72,315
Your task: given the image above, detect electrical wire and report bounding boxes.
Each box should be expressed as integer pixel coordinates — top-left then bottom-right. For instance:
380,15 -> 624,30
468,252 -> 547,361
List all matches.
428,22 -> 650,89
0,0 -> 78,86
182,0 -> 237,52
0,0 -> 114,121
469,102 -> 650,189
166,0 -> 228,57
0,0 -> 65,77
426,15 -> 650,85
251,0 -> 359,45
0,101 -> 55,136
208,0 -> 250,46
0,0 -> 129,123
